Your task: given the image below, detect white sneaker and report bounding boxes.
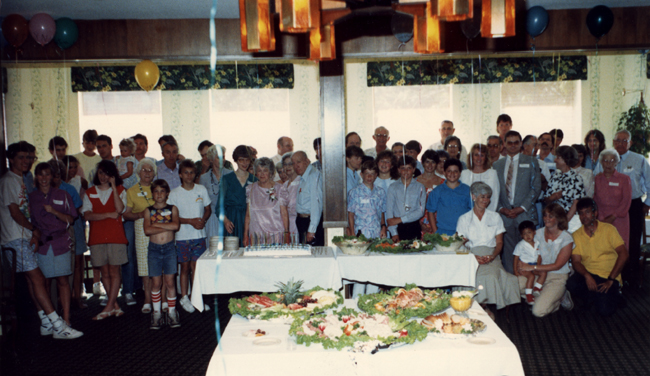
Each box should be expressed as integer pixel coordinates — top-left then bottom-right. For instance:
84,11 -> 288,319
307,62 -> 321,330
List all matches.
180,296 -> 195,313
53,323 -> 84,339
125,293 -> 136,306
40,323 -> 54,336
204,304 -> 211,312
561,290 -> 574,310
93,282 -> 107,296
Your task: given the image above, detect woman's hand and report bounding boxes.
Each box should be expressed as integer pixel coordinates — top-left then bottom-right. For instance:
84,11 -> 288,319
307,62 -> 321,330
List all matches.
380,226 -> 387,239
603,214 -> 616,224
108,176 -> 116,187
224,217 -> 234,234
547,191 -> 563,202
243,233 -> 250,247
106,211 -> 119,219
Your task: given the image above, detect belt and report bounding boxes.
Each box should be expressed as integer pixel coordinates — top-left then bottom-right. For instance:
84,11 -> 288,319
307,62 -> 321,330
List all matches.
297,213 -> 311,218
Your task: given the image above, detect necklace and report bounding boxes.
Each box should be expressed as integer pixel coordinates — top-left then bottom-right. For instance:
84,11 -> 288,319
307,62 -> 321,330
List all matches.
138,183 -> 153,205
209,171 -> 220,196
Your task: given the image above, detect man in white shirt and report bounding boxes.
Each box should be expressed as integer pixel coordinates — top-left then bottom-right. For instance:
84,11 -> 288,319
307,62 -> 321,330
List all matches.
487,135 -> 503,167
522,135 -> 550,227
272,137 -> 294,181
429,120 -> 467,162
364,126 -> 390,158
292,151 -> 324,246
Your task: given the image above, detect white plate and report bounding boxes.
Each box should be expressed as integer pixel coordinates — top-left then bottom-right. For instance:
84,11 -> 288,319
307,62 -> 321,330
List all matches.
467,337 -> 496,345
253,337 -> 281,346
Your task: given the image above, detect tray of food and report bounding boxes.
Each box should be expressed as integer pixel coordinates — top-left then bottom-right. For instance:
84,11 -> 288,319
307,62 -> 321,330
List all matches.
357,284 -> 450,318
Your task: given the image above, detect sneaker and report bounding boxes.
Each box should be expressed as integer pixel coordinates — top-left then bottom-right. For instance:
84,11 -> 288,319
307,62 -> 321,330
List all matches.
100,296 -> 108,306
125,293 -> 136,306
168,310 -> 181,328
526,294 -> 535,305
532,288 -> 542,297
93,282 -> 106,296
204,304 -> 211,312
180,296 -> 195,313
53,324 -> 84,340
561,290 -> 574,311
150,312 -> 163,330
40,322 -> 54,336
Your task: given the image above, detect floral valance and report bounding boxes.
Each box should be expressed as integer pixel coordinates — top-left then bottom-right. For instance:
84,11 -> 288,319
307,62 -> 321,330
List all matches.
367,56 -> 587,87
71,64 -> 294,92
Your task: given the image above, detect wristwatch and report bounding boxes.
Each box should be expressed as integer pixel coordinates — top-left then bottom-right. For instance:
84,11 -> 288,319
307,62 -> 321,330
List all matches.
607,277 -> 616,282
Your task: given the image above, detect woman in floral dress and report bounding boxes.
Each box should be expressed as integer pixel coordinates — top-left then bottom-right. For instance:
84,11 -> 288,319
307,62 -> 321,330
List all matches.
543,146 -> 585,233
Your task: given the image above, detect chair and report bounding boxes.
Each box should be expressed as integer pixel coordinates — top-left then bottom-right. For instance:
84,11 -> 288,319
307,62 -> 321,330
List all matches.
1,247 -> 18,346
640,219 -> 650,288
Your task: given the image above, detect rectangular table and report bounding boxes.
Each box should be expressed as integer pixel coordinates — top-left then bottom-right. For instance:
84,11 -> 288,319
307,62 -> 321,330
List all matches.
206,299 -> 525,376
337,251 -> 480,288
191,247 -> 342,311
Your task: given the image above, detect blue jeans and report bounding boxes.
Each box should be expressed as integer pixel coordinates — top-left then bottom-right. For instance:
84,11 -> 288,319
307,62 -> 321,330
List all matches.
121,220 -> 141,294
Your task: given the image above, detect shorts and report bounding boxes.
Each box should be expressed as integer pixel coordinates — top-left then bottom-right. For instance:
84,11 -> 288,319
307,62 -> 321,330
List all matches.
89,243 -> 128,267
148,241 -> 177,277
2,238 -> 38,273
176,238 -> 206,263
37,245 -> 72,278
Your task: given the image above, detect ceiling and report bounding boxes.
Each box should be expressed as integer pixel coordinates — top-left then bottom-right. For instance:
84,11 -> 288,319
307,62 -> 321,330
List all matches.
1,0 -> 648,20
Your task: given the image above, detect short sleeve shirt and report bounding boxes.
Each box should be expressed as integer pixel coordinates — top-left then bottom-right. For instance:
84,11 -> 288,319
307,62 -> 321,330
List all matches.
535,228 -> 573,274
0,171 -> 32,244
126,183 -> 154,214
168,184 -> 211,241
456,209 -> 505,248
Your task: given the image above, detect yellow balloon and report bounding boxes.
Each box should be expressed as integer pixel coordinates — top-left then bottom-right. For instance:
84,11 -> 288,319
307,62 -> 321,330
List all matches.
134,60 -> 160,92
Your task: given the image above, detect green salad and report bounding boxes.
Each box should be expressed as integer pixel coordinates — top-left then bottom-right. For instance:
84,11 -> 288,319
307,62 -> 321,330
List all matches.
423,233 -> 465,247
332,234 -> 370,243
368,239 -> 434,253
357,284 -> 450,318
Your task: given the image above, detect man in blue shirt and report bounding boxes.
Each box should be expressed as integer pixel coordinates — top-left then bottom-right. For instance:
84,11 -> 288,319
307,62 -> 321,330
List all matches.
346,146 -> 363,195
292,151 -> 324,246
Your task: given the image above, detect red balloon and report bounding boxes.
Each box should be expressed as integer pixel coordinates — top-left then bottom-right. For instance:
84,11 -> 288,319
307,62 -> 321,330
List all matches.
2,14 -> 29,48
29,13 -> 56,46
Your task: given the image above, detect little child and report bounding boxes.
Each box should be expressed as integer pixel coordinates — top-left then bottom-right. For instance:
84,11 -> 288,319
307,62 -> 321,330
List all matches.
143,179 -> 180,329
167,160 -> 211,314
513,221 -> 546,305
117,138 -> 137,189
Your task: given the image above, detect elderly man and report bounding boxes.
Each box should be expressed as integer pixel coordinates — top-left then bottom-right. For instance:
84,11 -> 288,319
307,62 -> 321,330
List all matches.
566,198 -> 627,316
429,120 -> 467,162
272,137 -> 293,181
156,139 -> 181,191
486,135 -> 503,167
493,131 -> 542,273
595,130 -> 650,288
312,137 -> 322,171
291,151 -> 324,246
364,127 -> 390,158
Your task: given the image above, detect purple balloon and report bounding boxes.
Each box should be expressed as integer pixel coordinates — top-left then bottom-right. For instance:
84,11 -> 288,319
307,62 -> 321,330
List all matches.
29,13 -> 56,46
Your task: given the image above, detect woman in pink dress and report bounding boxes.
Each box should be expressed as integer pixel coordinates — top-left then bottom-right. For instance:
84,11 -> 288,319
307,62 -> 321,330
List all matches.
243,157 -> 290,245
280,153 -> 300,236
593,149 -> 632,250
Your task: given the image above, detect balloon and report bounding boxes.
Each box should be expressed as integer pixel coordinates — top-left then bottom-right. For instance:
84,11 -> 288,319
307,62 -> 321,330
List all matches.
526,6 -> 549,38
1,14 -> 29,48
460,1 -> 482,40
391,12 -> 413,44
135,60 -> 160,92
29,13 -> 56,46
586,5 -> 614,39
54,18 -> 78,49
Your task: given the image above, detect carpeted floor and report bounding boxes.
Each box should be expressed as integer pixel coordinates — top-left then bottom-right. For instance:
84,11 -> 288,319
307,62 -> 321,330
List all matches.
2,271 -> 649,376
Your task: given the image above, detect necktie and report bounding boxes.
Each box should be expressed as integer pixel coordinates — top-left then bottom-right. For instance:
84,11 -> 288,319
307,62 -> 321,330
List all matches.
506,157 -> 514,203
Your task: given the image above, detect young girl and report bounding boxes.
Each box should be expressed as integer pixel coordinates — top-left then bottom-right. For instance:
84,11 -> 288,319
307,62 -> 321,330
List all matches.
117,138 -> 137,189
513,220 -> 546,305
143,179 -> 180,329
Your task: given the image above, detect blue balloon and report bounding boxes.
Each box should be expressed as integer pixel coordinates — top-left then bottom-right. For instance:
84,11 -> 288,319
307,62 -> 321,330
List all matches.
526,6 -> 549,38
586,5 -> 614,39
54,17 -> 78,50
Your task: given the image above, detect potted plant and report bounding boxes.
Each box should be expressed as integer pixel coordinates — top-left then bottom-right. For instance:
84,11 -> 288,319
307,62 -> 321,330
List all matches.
617,95 -> 650,157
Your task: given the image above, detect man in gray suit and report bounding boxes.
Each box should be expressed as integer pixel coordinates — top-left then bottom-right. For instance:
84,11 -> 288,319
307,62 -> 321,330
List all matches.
493,130 -> 542,274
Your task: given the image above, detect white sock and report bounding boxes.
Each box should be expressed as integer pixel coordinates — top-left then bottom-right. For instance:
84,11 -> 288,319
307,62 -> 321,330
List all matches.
169,307 -> 176,315
534,282 -> 543,290
47,311 -> 64,330
38,310 -> 50,326
525,288 -> 533,295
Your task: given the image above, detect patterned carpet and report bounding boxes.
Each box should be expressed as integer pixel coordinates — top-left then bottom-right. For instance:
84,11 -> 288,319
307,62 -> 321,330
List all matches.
2,272 -> 649,376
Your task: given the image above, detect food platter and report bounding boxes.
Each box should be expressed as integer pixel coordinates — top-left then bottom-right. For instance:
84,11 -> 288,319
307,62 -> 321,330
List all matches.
421,312 -> 487,339
332,235 -> 372,255
357,284 -> 450,318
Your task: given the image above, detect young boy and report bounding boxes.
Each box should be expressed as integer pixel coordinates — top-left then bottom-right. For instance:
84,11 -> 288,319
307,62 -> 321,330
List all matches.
74,129 -> 101,184
513,220 -> 546,305
143,179 -> 180,329
167,160 -> 211,314
404,140 -> 424,176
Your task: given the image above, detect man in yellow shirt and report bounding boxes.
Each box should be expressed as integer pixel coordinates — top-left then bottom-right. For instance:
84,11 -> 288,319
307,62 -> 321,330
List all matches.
566,198 -> 628,316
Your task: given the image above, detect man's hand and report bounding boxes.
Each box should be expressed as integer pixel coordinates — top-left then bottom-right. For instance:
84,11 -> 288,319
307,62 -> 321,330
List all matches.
386,217 -> 401,227
597,279 -> 615,293
44,205 -> 54,214
306,232 -> 315,243
585,274 -> 598,291
391,235 -> 400,242
190,218 -> 205,230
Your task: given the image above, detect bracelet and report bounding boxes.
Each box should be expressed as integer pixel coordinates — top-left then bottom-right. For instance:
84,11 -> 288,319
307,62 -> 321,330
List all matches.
534,265 -> 537,270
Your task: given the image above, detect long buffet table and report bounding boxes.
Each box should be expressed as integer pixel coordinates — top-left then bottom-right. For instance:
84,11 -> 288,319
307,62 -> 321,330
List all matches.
206,299 -> 525,376
192,247 -> 479,311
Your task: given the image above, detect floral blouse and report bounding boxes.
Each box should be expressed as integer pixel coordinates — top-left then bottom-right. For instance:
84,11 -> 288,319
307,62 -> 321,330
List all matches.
544,169 -> 585,212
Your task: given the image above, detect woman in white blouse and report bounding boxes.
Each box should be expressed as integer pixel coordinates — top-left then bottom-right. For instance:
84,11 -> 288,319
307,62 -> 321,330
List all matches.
460,144 -> 500,212
456,182 -> 520,317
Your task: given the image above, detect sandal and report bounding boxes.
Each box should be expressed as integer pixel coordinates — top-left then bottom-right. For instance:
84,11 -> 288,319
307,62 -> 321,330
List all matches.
92,310 -> 114,321
141,304 -> 152,314
113,308 -> 125,318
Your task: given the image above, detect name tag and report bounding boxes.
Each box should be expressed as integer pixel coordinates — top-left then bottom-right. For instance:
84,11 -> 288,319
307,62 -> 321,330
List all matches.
361,199 -> 370,204
520,164 -> 530,168
160,210 -> 172,216
609,182 -> 619,187
89,193 -> 100,198
137,192 -> 147,197
53,199 -> 64,205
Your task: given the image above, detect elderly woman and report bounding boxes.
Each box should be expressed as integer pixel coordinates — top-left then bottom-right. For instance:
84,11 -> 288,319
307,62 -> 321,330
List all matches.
124,159 -> 157,313
593,148 -> 632,251
444,136 -> 467,170
517,204 -> 574,317
571,144 -> 595,197
456,182 -> 520,315
461,143 -> 500,212
280,152 -> 300,236
276,162 -> 288,184
221,145 -> 257,246
584,129 -> 605,171
426,159 -> 472,236
199,144 -> 234,239
243,157 -> 289,245
543,146 -> 585,233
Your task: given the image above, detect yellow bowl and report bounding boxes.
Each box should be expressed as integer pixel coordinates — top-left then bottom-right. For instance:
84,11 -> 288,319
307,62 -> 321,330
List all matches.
449,297 -> 472,312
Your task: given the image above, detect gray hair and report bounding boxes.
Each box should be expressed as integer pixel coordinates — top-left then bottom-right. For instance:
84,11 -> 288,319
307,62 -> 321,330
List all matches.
136,158 -> 157,175
253,157 -> 275,176
207,144 -> 226,162
470,181 -> 493,197
615,129 -> 632,141
275,162 -> 284,173
487,135 -> 503,145
599,148 -> 621,164
281,152 -> 293,166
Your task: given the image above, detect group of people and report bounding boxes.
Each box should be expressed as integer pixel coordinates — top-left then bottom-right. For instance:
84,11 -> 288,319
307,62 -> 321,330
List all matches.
1,116 -> 647,339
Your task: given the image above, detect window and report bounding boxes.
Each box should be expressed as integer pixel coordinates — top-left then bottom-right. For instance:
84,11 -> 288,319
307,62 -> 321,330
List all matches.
78,91 -> 164,153
209,89 -> 291,160
500,81 -> 582,145
372,85 -> 451,147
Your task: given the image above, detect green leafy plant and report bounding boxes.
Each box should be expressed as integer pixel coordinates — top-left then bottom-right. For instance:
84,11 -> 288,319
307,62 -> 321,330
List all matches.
617,97 -> 650,157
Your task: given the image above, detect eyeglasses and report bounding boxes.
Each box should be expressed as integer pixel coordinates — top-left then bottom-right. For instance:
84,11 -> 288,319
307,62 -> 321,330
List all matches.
446,145 -> 460,149
506,141 -> 521,146
374,134 -> 388,138
613,139 -> 629,144
141,168 -> 154,173
487,144 -> 501,149
601,159 -> 617,164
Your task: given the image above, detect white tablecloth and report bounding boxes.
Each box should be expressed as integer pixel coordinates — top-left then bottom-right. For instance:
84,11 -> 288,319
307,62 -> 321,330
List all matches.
191,248 -> 342,311
337,252 -> 479,288
206,300 -> 525,376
